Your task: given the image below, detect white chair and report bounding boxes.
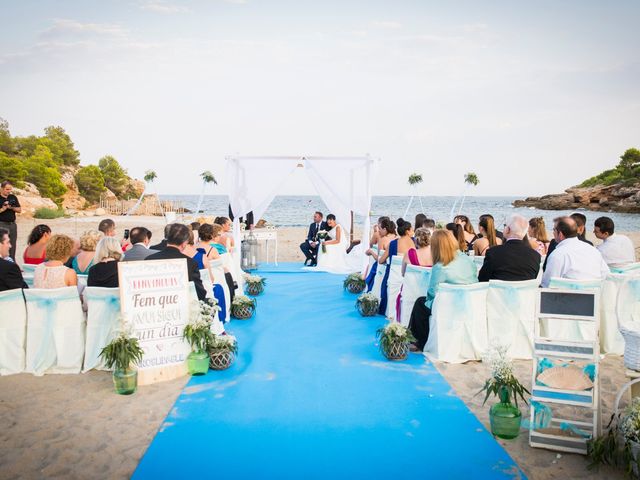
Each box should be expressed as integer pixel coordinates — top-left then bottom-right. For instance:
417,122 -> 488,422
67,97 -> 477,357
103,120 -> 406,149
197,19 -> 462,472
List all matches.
600,274 -> 627,355
425,282 -> 489,363
0,288 -> 27,375
610,263 -> 640,275
83,287 -> 121,372
473,256 -> 485,273
545,277 -> 602,342
487,279 -> 539,359
617,274 -> 640,330
24,287 -> 85,375
371,262 -> 387,304
385,255 -> 404,319
209,259 -> 231,315
364,246 -> 378,282
399,265 -> 431,327
22,264 -> 36,288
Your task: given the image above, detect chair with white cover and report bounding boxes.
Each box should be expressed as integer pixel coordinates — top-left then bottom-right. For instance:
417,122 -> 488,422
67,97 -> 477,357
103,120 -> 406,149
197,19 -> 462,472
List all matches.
0,288 -> 27,375
473,256 -> 485,273
610,263 -> 640,275
545,277 -> 602,342
209,259 -> 230,317
425,282 -> 489,363
399,265 -> 431,327
371,262 -> 387,302
599,274 -> 627,355
364,246 -> 378,282
83,287 -> 121,372
487,279 -> 539,359
22,264 -> 36,288
224,251 -> 245,292
385,255 -> 404,319
24,287 -> 85,375
617,274 -> 640,332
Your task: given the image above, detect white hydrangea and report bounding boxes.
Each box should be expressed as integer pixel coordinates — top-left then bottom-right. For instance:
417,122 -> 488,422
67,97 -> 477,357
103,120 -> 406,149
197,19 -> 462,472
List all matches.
620,397 -> 640,443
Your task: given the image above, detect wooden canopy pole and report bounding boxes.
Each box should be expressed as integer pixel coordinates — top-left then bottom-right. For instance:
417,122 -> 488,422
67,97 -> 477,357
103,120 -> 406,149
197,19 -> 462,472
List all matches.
350,210 -> 354,243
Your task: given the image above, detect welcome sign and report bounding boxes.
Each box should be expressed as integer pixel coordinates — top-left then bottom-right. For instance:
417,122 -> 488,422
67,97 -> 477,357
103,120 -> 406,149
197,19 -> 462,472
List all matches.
118,259 -> 191,385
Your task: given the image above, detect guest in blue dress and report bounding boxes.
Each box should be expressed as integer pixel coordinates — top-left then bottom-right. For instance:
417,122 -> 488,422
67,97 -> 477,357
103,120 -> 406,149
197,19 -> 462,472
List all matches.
375,218 -> 399,314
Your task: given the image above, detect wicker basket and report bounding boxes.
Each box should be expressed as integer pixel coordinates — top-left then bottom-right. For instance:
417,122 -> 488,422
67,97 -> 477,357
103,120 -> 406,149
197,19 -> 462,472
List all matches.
345,281 -> 366,294
381,340 -> 409,361
209,350 -> 235,370
356,299 -> 379,317
621,327 -> 640,371
245,283 -> 264,296
231,303 -> 255,319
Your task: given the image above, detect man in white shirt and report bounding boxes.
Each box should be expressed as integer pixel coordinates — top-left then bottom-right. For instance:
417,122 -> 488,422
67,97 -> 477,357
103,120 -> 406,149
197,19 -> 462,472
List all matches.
593,216 -> 636,266
541,217 -> 609,288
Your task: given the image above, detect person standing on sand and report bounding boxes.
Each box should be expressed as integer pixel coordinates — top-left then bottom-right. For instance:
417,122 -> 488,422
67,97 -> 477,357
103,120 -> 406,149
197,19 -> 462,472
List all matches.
0,180 -> 22,261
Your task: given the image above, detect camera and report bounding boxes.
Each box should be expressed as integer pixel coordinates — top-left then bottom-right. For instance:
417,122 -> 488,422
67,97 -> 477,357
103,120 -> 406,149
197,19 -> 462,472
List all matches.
124,229 -> 130,240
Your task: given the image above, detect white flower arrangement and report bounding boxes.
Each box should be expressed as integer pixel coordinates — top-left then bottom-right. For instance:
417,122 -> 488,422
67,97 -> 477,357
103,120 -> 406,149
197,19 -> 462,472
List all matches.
209,333 -> 238,354
620,398 -> 640,444
479,344 -> 529,406
243,273 -> 266,286
483,344 -> 514,384
358,292 -> 379,303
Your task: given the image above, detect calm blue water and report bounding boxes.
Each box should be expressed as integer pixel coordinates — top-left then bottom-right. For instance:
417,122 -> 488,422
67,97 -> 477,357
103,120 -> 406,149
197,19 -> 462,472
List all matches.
164,195 -> 640,232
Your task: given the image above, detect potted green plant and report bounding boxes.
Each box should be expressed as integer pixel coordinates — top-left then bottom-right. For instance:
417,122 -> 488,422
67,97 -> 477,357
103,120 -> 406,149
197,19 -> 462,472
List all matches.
183,299 -> 218,375
244,274 -> 266,296
376,322 -> 416,361
100,328 -> 145,395
231,295 -> 256,319
479,345 -> 530,439
344,273 -> 366,294
208,334 -> 238,370
356,292 -> 379,317
588,381 -> 640,476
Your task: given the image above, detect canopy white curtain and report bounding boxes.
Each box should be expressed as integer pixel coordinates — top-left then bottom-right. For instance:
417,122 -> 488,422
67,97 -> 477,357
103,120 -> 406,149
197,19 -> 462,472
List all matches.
226,155 -> 379,271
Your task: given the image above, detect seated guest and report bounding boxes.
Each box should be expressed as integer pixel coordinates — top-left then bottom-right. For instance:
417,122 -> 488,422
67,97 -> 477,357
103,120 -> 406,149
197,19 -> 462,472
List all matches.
23,224 -> 51,265
544,214 -> 594,270
528,217 -> 550,255
423,218 -> 436,231
98,218 -> 116,237
150,223 -> 174,251
300,211 -> 328,266
122,227 -> 156,261
402,227 -> 433,275
379,218 -> 414,264
198,223 -> 236,304
473,215 -> 503,256
414,213 -> 427,231
66,230 -> 102,274
446,222 -> 467,252
454,215 -> 478,251
408,230 -> 477,351
33,234 -> 77,288
594,216 -> 636,265
214,216 -> 235,251
0,227 -> 27,290
146,223 -> 207,301
571,213 -> 593,245
541,217 -> 609,287
87,237 -> 123,288
479,214 -> 541,282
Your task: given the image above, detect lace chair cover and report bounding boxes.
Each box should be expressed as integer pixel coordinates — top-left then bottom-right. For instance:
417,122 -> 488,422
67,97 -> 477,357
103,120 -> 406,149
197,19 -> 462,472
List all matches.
487,279 -> 539,359
545,277 -> 602,342
83,287 -> 121,372
0,288 -> 27,375
425,283 -> 489,363
24,287 -> 85,375
385,255 -> 405,320
400,265 -> 431,327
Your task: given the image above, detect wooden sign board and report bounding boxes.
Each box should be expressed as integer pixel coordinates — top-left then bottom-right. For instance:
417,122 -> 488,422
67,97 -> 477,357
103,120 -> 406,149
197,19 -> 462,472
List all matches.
118,259 -> 191,385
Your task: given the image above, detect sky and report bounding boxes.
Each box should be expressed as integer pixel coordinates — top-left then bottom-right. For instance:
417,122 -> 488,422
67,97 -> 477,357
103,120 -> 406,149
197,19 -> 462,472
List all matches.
0,0 -> 639,197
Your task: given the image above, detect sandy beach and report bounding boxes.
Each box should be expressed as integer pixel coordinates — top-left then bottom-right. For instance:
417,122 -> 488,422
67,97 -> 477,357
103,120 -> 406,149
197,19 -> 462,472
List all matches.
1,214 -> 639,479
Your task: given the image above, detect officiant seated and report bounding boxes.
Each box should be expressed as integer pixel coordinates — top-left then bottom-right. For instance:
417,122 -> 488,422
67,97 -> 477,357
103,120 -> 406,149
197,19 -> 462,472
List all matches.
300,211 -> 328,266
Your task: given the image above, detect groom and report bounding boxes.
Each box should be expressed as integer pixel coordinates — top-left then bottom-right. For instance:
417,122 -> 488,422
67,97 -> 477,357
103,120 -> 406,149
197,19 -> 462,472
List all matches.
300,211 -> 328,266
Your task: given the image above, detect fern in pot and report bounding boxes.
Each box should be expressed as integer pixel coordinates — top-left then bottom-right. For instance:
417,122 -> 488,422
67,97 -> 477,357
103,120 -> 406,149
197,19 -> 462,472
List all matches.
356,292 -> 379,317
231,295 -> 256,319
376,322 -> 415,361
344,273 -> 366,294
100,323 -> 145,395
244,274 -> 266,296
208,334 -> 238,370
183,299 -> 218,375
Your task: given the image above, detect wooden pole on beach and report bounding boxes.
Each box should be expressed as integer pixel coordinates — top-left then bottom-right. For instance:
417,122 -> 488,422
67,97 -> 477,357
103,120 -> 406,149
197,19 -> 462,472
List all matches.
350,210 -> 354,243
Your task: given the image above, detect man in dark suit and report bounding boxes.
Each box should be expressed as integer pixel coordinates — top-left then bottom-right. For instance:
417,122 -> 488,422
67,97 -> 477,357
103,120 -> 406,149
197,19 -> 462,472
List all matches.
145,223 -> 207,301
299,211 -> 328,266
478,214 -> 541,282
123,227 -> 157,261
150,223 -> 174,251
0,227 -> 27,291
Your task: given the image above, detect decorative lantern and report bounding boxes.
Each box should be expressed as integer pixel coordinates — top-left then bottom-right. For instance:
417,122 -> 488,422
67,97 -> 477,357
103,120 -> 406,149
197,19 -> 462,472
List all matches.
241,237 -> 251,270
247,230 -> 259,270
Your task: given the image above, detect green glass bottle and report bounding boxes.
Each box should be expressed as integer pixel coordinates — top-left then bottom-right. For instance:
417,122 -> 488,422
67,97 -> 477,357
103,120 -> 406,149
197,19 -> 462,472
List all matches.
489,387 -> 522,439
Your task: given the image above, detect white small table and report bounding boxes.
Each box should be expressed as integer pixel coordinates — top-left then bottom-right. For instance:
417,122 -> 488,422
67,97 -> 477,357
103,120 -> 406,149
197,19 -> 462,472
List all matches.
242,228 -> 278,265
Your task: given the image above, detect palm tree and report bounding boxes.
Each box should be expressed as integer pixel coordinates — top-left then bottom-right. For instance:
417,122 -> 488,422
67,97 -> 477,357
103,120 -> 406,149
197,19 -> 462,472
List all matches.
194,170 -> 218,215
403,173 -> 424,218
127,170 -> 159,216
449,172 -> 480,219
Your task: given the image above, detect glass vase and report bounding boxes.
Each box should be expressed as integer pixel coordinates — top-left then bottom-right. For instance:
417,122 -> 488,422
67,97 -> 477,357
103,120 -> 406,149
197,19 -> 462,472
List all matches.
187,350 -> 210,375
489,387 -> 522,440
113,368 -> 138,395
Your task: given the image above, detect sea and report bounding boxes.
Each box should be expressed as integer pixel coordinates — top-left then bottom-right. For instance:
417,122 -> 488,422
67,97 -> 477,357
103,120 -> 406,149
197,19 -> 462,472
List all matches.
163,195 -> 640,232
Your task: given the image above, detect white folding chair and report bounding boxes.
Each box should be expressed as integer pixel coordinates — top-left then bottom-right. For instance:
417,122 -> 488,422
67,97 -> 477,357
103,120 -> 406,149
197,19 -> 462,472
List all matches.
399,265 -> 431,327
385,255 -> 404,320
83,287 -> 121,372
546,278 -> 602,342
24,287 -> 85,375
487,279 -> 539,359
425,282 -> 489,363
0,288 -> 27,375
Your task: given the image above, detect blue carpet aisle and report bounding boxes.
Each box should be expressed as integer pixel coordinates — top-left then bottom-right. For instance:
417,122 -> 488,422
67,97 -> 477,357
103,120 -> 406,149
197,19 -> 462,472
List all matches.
133,263 -> 525,480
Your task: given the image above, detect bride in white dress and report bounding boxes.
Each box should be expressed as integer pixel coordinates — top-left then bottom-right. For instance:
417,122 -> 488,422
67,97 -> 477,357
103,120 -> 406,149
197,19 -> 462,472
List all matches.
314,214 -> 362,274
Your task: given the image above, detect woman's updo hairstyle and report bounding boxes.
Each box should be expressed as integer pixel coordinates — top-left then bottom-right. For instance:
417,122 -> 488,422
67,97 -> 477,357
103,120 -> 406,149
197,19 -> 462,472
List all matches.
27,224 -> 51,246
414,228 -> 431,248
379,218 -> 397,235
396,218 -> 412,236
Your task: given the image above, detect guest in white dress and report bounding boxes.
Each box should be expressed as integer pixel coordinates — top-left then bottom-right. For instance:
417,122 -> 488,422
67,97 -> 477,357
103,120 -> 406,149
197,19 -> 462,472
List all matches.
33,234 -> 78,289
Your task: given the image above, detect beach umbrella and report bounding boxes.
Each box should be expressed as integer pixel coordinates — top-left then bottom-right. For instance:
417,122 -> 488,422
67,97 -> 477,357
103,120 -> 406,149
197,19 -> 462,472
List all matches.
403,173 -> 424,218
194,170 -> 218,215
449,172 -> 479,219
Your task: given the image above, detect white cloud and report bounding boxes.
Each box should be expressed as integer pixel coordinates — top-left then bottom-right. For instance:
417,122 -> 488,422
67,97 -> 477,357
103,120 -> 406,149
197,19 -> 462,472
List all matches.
140,1 -> 191,14
222,0 -> 247,4
370,20 -> 402,30
40,19 -> 127,39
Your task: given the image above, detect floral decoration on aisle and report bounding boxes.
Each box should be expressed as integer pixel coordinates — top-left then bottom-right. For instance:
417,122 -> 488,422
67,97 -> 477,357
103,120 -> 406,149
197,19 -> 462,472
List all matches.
376,322 -> 415,361
244,273 -> 266,296
231,295 -> 257,319
356,292 -> 379,317
208,334 -> 238,370
344,273 -> 366,294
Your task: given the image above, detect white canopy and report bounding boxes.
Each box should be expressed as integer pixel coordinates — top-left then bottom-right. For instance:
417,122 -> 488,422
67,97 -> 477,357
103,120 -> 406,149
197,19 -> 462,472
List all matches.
226,155 -> 379,270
